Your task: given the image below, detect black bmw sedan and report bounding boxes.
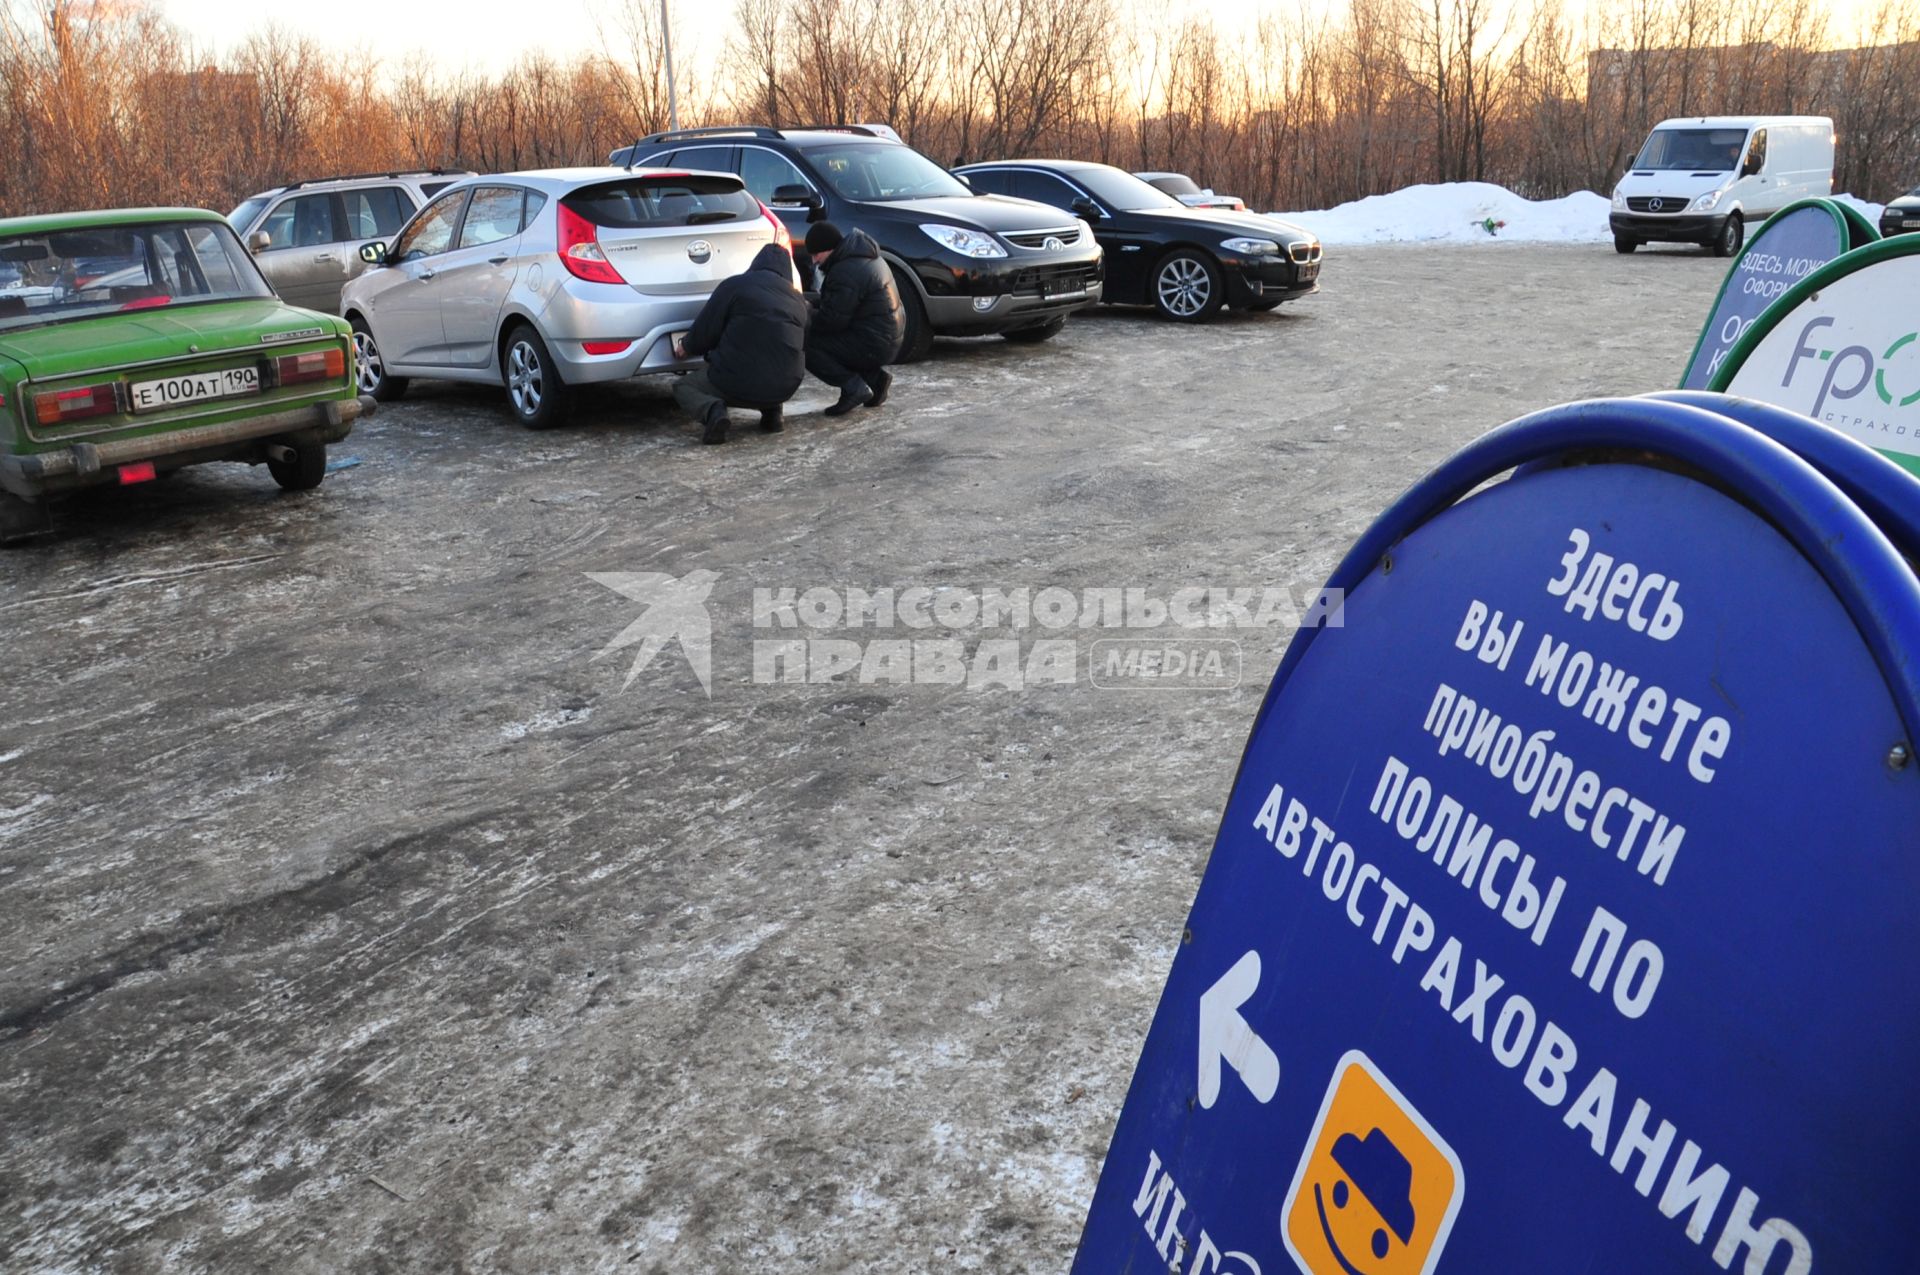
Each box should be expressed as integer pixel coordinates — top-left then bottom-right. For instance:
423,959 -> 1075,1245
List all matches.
955,160 -> 1321,322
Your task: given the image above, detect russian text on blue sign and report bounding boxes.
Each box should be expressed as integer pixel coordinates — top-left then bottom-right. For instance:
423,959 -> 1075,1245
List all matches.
1679,199 -> 1853,391
1072,398 -> 1920,1275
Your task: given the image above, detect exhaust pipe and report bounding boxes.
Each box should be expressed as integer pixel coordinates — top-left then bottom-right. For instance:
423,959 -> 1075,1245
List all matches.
265,444 -> 297,464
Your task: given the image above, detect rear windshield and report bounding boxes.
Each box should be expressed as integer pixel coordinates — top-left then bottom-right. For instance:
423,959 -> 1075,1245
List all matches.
564,175 -> 758,228
1148,175 -> 1202,196
1633,128 -> 1748,172
0,221 -> 272,333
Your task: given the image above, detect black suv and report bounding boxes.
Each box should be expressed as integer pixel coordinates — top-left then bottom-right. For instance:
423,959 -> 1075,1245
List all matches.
610,125 -> 1104,359
956,160 -> 1321,323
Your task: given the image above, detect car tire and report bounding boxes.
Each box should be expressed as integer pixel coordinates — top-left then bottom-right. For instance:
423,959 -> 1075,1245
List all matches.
1152,250 -> 1225,323
1249,298 -> 1285,312
890,268 -> 935,363
502,323 -> 570,429
1001,316 -> 1066,344
1613,235 -> 1638,254
349,315 -> 407,402
1710,214 -> 1744,258
267,436 -> 327,491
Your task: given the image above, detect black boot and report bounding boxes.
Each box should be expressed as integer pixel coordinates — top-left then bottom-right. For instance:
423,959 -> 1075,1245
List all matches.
700,401 -> 729,444
759,406 -> 784,433
864,368 -> 892,408
825,376 -> 872,417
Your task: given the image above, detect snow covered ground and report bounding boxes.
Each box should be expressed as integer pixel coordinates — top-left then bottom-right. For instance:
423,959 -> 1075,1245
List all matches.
1274,180 -> 1885,245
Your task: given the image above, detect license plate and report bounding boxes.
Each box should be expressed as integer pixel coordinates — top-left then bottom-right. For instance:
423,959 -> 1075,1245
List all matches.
1299,262 -> 1320,281
131,367 -> 259,413
1906,219 -> 1920,229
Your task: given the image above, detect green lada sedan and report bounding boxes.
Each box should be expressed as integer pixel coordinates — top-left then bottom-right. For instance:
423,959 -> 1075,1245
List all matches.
0,206 -> 374,543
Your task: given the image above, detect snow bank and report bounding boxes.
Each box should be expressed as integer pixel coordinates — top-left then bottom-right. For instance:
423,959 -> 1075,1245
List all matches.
1273,182 -> 1612,245
1273,180 -> 1887,246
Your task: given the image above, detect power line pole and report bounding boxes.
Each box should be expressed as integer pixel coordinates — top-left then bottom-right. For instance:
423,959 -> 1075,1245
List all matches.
661,0 -> 679,131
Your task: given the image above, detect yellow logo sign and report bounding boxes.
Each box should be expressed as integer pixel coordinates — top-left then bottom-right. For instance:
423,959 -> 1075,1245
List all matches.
1281,1051 -> 1464,1275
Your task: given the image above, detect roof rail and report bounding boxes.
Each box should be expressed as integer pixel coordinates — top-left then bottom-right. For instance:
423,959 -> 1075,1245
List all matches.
634,125 -> 783,148
280,168 -> 464,192
783,123 -> 902,143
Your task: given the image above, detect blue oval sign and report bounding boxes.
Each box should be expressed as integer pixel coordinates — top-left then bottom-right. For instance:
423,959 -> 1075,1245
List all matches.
1073,408 -> 1920,1274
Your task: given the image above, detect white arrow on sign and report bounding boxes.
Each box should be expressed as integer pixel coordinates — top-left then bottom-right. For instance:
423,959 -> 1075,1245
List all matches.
1197,949 -> 1280,1109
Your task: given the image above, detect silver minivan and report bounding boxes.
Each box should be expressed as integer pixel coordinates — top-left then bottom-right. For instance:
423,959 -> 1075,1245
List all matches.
340,167 -> 793,429
229,170 -> 475,313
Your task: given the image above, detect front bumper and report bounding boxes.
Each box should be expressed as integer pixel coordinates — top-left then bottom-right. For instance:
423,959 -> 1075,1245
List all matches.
912,247 -> 1106,335
1222,254 -> 1320,307
1610,211 -> 1724,243
1,394 -> 370,500
1881,208 -> 1920,236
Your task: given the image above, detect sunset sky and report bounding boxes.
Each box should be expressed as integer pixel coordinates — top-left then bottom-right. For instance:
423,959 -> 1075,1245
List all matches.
155,0 -> 1885,78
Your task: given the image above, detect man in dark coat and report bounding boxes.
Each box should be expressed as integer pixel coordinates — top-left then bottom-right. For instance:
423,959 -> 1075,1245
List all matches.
803,222 -> 906,416
674,242 -> 810,444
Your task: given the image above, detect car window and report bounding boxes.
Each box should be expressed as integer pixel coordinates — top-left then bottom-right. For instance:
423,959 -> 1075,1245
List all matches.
671,145 -> 735,174
1068,166 -> 1185,211
1148,174 -> 1202,196
228,195 -> 271,233
458,186 -> 526,249
565,174 -> 758,227
0,220 -> 271,333
1745,129 -> 1768,172
740,147 -> 809,202
1013,171 -> 1084,211
342,187 -> 412,240
806,142 -> 969,201
420,181 -> 457,197
961,169 -> 1009,195
259,193 -> 336,249
391,191 -> 467,261
521,190 -> 548,230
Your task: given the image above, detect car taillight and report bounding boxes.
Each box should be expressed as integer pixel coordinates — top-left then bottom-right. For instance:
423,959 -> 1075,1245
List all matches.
34,383 -> 120,425
582,340 -> 633,355
558,203 -> 625,284
759,200 -> 792,252
276,348 -> 345,385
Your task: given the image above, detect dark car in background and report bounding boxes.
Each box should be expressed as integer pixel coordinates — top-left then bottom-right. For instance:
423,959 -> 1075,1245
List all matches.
610,125 -> 1103,360
1881,186 -> 1920,236
956,160 -> 1320,323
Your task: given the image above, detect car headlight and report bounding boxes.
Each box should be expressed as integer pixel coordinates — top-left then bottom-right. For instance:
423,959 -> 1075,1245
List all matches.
1221,237 -> 1281,255
920,224 -> 1006,258
1692,189 -> 1724,211
1611,190 -> 1626,210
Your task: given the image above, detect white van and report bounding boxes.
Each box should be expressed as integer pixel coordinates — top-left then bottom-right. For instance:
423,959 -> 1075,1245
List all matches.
1609,116 -> 1834,257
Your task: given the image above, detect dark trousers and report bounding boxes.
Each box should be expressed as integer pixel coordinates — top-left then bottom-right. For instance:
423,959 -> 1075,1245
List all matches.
805,334 -> 885,390
673,367 -> 781,421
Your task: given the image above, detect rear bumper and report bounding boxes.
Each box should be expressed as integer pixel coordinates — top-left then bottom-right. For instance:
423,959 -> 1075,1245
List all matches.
1,394 -> 370,500
1610,211 -> 1725,243
534,286 -> 714,382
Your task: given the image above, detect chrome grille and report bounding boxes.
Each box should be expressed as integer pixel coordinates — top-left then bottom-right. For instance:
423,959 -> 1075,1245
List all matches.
1626,196 -> 1685,214
1288,242 -> 1322,264
1004,226 -> 1083,250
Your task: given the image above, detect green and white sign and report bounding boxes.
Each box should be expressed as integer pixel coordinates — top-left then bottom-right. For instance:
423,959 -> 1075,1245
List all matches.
1711,234 -> 1920,477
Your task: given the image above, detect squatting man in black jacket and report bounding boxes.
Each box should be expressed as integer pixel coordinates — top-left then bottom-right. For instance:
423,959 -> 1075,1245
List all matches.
673,242 -> 810,445
802,222 -> 907,416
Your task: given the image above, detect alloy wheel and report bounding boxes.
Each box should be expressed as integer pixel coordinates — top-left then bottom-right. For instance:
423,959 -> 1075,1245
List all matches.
1157,257 -> 1211,318
507,340 -> 544,417
352,330 -> 383,394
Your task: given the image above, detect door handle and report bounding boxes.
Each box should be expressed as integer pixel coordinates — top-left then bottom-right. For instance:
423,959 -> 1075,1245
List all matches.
488,255 -> 510,266
419,268 -> 436,280
313,253 -> 337,263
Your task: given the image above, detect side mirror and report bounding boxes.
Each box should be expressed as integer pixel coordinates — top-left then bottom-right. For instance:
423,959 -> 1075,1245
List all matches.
359,242 -> 387,265
1741,155 -> 1762,178
1071,197 -> 1102,221
771,184 -> 823,212
248,230 -> 271,254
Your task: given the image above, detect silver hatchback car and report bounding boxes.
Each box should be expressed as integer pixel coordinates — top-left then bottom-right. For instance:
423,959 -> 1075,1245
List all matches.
340,167 -> 793,428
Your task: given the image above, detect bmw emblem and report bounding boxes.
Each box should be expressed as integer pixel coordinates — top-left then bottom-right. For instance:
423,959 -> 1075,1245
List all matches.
687,239 -> 713,263
1648,197 -> 1664,212
1043,236 -> 1064,251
